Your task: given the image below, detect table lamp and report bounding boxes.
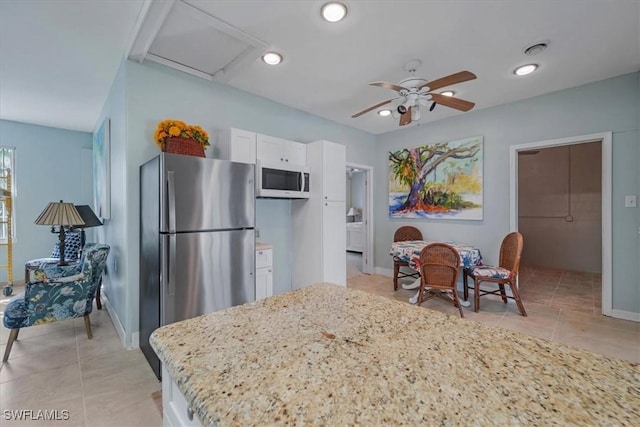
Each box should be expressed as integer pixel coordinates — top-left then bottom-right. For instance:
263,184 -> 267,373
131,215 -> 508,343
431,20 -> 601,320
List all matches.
71,205 -> 103,249
34,200 -> 84,265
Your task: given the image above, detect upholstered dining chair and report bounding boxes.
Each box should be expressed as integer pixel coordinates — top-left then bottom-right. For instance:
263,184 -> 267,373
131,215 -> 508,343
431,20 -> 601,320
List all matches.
463,232 -> 527,316
3,244 -> 110,363
417,243 -> 464,318
393,226 -> 423,290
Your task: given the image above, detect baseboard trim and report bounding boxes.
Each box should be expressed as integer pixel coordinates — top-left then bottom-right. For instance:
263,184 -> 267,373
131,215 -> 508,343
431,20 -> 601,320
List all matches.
609,309 -> 640,322
101,292 -> 129,348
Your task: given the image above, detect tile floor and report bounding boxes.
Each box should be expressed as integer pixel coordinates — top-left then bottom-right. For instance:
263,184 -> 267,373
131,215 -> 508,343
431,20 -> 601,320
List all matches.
0,287 -> 162,426
1,266 -> 638,426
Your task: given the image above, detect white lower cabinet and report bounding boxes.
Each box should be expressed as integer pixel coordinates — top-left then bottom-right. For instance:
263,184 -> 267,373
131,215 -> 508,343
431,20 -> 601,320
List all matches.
346,222 -> 364,253
256,248 -> 273,300
162,366 -> 204,427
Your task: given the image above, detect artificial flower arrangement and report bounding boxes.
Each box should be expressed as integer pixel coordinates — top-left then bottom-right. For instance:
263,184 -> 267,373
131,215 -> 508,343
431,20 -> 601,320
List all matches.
154,119 -> 210,150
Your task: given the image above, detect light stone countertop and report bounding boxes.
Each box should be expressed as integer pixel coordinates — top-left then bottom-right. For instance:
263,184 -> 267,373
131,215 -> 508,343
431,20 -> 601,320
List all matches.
150,284 -> 640,426
256,242 -> 272,251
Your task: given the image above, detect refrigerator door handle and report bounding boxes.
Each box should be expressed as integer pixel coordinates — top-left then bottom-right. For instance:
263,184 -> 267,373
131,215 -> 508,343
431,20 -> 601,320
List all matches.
167,170 -> 176,233
168,234 -> 176,296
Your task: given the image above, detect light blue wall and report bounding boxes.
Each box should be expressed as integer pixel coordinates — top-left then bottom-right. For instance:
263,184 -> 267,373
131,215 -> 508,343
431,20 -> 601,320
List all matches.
106,60 -> 376,342
0,119 -> 92,280
375,72 -> 639,315
93,61 -> 130,343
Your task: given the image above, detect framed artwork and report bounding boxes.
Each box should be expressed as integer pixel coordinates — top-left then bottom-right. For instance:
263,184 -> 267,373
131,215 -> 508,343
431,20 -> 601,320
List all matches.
93,118 -> 111,220
389,135 -> 483,220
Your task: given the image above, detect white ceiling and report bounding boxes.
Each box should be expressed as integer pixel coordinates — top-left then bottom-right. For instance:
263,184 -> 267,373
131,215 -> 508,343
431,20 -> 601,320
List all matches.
1,0 -> 639,135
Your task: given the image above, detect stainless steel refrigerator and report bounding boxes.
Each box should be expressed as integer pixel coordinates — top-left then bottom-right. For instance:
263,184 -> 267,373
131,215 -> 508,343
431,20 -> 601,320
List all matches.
140,153 -> 255,379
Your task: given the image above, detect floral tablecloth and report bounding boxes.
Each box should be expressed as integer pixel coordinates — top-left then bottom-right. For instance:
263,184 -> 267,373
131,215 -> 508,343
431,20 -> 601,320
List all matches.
390,240 -> 483,270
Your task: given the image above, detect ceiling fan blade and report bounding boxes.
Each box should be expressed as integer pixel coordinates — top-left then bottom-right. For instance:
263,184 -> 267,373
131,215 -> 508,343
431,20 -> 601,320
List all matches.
369,81 -> 409,92
399,107 -> 412,126
419,71 -> 477,91
351,99 -> 393,118
428,93 -> 475,112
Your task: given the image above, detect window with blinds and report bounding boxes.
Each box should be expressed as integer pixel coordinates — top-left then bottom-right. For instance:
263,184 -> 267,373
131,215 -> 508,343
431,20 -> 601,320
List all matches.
0,147 -> 15,243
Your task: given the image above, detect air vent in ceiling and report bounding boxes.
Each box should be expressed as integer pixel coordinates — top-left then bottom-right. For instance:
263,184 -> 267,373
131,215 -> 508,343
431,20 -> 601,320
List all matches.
128,0 -> 269,82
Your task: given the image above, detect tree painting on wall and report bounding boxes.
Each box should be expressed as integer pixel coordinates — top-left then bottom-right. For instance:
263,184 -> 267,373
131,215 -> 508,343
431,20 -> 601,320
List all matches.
389,135 -> 483,219
93,118 -> 110,220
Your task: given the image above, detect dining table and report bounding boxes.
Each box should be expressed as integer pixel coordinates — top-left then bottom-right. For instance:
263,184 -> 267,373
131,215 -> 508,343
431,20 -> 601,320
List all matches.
390,240 -> 484,305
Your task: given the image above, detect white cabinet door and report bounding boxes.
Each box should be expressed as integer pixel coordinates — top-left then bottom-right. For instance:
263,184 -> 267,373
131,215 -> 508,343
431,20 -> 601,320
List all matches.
346,224 -> 364,252
255,248 -> 273,300
257,133 -> 307,166
322,142 -> 346,201
256,267 -> 273,300
257,133 -> 285,164
322,201 -> 346,286
162,366 -> 204,427
285,140 -> 307,165
218,128 -> 256,164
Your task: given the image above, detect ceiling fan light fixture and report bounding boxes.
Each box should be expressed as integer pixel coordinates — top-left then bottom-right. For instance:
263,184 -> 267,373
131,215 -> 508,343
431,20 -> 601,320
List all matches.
514,64 -> 538,76
440,90 -> 455,97
378,109 -> 391,117
411,106 -> 421,121
321,2 -> 347,22
262,52 -> 282,65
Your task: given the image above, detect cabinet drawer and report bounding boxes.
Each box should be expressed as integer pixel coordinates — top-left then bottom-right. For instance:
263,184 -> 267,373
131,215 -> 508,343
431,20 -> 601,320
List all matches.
256,248 -> 273,269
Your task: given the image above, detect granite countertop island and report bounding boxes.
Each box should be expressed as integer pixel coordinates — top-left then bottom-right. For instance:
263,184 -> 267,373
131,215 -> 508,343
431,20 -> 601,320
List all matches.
150,284 -> 639,426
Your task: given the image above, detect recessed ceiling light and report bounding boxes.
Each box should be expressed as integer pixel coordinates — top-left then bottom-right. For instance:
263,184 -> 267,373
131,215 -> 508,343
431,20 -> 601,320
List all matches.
378,109 -> 391,116
514,64 -> 538,76
262,52 -> 282,65
440,91 -> 455,97
321,2 -> 347,22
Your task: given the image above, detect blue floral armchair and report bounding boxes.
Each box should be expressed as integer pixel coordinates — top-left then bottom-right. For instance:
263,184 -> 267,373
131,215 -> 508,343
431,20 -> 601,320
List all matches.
3,244 -> 110,363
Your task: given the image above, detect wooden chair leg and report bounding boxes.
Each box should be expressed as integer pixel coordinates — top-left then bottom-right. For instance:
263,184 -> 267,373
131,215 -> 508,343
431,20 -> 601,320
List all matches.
463,271 -> 469,300
509,282 -> 528,317
84,315 -> 93,339
3,329 -> 19,363
96,283 -> 102,310
473,278 -> 481,313
393,263 -> 399,291
453,289 -> 464,318
498,284 -> 508,303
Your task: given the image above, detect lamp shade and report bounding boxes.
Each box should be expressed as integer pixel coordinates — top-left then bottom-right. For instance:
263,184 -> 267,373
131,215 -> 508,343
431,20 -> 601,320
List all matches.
347,207 -> 356,216
34,201 -> 84,226
74,205 -> 103,228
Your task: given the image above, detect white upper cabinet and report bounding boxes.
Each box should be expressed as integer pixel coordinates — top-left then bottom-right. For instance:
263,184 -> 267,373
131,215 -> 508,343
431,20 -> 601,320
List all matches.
257,133 -> 306,166
217,128 -> 257,164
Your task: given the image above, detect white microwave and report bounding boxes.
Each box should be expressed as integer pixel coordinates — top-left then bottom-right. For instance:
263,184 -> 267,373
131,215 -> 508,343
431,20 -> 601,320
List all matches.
256,161 -> 310,199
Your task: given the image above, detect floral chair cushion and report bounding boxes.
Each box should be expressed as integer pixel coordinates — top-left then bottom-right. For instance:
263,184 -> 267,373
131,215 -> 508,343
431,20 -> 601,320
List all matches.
465,265 -> 511,279
4,244 -> 110,330
50,231 -> 82,261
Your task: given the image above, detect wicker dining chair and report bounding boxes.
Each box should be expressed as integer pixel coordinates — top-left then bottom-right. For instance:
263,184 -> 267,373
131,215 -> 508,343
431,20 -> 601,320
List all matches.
463,232 -> 527,316
417,243 -> 464,318
393,226 -> 423,291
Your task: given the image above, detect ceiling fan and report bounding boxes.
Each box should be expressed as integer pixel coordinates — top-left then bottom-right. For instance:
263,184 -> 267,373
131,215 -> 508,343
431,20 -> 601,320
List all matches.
352,60 -> 477,126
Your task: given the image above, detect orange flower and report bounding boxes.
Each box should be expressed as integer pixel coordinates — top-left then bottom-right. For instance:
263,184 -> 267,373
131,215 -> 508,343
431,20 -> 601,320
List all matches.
154,119 -> 210,150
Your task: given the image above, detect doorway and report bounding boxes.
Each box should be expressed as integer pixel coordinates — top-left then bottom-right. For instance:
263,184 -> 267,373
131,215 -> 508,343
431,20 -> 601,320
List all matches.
345,162 -> 374,277
509,132 -> 613,317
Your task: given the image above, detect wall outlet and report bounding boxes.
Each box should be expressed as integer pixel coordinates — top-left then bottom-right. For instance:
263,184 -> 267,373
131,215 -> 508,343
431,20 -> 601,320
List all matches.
624,195 -> 637,208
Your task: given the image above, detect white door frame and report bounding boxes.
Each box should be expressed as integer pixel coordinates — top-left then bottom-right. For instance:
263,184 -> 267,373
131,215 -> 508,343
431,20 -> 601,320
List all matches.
509,132 -> 613,317
346,162 -> 374,274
